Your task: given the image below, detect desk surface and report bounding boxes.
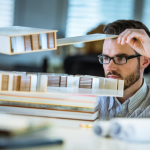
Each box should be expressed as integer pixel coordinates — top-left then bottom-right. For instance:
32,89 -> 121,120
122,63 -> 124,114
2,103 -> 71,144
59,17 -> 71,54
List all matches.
2,114 -> 150,150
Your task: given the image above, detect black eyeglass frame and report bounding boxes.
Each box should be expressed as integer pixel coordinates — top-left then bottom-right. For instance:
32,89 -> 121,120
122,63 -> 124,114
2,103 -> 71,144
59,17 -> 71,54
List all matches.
97,54 -> 141,65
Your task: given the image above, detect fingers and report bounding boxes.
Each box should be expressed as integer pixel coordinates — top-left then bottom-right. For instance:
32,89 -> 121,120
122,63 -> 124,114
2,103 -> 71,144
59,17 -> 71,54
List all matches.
117,29 -> 132,45
117,29 -> 130,44
117,29 -> 147,45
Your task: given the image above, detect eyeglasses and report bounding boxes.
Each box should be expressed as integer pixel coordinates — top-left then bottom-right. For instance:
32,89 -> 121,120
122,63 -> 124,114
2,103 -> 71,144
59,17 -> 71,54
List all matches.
97,54 -> 141,65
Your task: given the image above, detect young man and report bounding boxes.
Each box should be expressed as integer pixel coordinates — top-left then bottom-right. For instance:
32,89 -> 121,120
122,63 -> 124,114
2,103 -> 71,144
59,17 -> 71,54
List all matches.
98,20 -> 150,120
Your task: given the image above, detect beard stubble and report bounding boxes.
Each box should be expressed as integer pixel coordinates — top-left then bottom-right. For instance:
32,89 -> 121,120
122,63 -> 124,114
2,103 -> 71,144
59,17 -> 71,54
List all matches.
106,63 -> 140,90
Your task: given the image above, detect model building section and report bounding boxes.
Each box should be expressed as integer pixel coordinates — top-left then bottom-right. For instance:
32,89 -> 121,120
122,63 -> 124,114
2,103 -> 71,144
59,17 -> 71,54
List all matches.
0,26 -> 57,54
0,72 -> 124,96
0,72 -> 124,121
11,33 -> 55,53
0,26 -> 120,55
0,74 -> 37,92
45,75 -> 124,97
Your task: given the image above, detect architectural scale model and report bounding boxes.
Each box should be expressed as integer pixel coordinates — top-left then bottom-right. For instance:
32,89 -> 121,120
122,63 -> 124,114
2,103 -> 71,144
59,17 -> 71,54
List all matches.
0,26 -> 122,120
0,26 -> 118,55
0,72 -> 124,97
0,72 -> 124,120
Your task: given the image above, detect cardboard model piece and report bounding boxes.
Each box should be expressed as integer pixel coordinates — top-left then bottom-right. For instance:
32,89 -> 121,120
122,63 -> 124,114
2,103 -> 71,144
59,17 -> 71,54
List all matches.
0,26 -> 118,55
0,72 -> 124,97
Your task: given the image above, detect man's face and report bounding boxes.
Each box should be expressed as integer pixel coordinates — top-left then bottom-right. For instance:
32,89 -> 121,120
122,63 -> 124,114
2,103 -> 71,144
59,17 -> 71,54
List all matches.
103,39 -> 140,90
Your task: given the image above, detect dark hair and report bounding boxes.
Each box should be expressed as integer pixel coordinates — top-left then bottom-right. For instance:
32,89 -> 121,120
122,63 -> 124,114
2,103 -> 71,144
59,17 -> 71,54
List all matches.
103,20 -> 149,63
103,20 -> 150,37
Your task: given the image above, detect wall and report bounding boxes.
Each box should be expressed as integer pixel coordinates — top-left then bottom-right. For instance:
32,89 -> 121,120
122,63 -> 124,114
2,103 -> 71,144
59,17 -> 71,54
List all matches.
0,0 -> 68,72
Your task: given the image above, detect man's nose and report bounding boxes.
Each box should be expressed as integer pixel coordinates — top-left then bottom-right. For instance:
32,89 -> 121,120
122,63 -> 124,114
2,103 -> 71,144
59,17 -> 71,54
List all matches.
107,59 -> 118,71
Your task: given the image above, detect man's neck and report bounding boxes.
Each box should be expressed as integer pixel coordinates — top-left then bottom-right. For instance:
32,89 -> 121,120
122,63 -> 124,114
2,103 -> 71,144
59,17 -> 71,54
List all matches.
117,77 -> 143,104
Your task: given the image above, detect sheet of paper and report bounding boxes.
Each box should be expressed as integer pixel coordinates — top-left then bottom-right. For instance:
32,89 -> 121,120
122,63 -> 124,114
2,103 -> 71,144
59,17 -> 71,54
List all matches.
57,33 -> 118,46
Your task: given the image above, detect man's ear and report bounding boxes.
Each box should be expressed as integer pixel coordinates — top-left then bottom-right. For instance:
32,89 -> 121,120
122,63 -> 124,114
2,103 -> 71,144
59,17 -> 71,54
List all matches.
141,56 -> 150,69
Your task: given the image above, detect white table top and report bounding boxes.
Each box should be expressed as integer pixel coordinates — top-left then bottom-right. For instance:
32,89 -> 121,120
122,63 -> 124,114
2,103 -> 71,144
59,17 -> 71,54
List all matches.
3,114 -> 150,150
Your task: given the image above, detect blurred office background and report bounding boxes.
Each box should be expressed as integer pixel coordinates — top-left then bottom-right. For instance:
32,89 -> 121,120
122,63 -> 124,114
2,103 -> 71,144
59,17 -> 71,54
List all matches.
0,0 -> 150,78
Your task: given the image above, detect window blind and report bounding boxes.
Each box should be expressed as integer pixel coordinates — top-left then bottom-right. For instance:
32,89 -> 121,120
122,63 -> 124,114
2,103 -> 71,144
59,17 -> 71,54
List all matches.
66,0 -> 134,47
0,0 -> 15,27
142,0 -> 150,30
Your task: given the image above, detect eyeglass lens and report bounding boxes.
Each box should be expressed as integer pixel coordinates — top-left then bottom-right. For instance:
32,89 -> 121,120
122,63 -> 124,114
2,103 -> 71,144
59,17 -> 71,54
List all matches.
99,56 -> 127,64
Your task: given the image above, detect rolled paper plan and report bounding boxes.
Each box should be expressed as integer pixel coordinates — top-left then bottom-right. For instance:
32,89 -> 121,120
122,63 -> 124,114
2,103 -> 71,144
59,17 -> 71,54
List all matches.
122,119 -> 150,142
110,118 -> 150,142
110,118 -> 131,139
93,121 -> 110,137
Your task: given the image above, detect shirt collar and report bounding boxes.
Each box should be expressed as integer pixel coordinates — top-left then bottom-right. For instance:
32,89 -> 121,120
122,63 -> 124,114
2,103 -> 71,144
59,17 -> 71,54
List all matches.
108,79 -> 148,111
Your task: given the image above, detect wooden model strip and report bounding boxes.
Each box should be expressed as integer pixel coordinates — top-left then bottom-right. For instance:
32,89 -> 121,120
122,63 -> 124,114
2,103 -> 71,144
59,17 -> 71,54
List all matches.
47,76 -> 67,87
24,35 -> 32,51
47,33 -> 55,48
54,32 -> 57,48
20,76 -> 31,92
13,76 -> 21,91
60,76 -> 67,87
57,33 -> 118,46
1,75 -> 9,91
48,76 -> 60,87
79,77 -> 93,89
31,34 -> 40,50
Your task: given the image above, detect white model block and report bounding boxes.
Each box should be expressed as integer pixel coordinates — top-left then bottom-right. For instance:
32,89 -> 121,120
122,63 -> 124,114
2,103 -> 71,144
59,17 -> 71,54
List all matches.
117,80 -> 124,96
36,74 -> 41,92
92,78 -> 99,89
67,76 -> 73,87
118,80 -> 124,91
15,36 -> 25,53
0,35 -> 11,54
39,75 -> 47,92
72,76 -> 79,87
40,33 -> 48,49
104,78 -> 118,90
8,74 -> 13,91
11,37 -> 16,53
30,75 -> 37,92
99,78 -> 104,89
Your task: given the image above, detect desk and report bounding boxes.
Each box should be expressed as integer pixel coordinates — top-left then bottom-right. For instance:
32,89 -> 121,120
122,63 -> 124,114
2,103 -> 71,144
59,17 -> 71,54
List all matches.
1,110 -> 150,150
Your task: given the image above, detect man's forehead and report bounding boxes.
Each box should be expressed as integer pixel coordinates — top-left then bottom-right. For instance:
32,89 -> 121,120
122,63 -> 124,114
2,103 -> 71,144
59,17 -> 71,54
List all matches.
103,39 -> 136,55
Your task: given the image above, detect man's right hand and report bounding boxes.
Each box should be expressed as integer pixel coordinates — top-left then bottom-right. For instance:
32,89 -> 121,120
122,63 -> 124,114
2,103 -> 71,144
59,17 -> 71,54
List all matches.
117,29 -> 150,58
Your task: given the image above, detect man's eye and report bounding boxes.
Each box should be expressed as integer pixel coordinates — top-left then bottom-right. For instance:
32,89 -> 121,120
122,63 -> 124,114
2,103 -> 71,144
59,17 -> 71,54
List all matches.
118,57 -> 126,61
103,57 -> 109,60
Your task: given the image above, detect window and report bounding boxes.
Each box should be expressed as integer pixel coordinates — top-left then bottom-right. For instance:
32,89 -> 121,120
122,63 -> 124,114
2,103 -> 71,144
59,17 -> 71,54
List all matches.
66,0 -> 134,47
142,0 -> 150,29
0,0 -> 15,27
